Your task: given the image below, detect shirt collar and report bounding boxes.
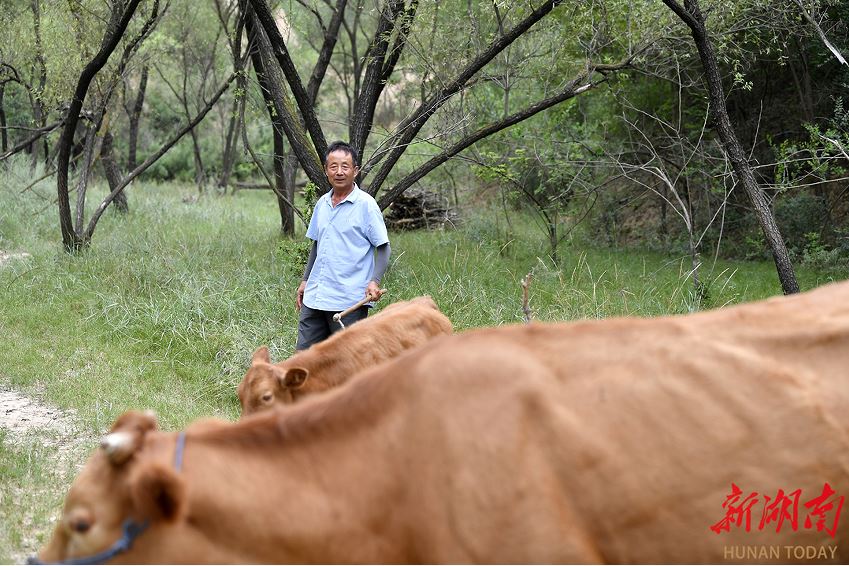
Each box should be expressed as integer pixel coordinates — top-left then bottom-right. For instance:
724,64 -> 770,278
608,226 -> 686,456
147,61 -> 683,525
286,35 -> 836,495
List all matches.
327,183 -> 360,206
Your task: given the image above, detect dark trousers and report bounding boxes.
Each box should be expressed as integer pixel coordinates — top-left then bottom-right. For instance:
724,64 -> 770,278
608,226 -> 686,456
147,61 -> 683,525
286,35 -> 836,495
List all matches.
295,304 -> 369,351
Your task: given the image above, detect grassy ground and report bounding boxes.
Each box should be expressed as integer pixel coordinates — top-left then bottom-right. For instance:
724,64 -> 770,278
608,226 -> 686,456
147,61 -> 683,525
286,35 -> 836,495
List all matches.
0,163 -> 844,562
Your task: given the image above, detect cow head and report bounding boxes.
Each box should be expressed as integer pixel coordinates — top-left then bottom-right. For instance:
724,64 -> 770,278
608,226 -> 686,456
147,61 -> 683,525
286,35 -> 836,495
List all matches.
237,346 -> 311,416
36,411 -> 186,563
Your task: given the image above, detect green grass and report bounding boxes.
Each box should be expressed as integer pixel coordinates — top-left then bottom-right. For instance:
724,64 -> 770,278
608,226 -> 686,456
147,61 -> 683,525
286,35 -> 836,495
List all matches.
0,157 -> 845,561
0,430 -> 85,564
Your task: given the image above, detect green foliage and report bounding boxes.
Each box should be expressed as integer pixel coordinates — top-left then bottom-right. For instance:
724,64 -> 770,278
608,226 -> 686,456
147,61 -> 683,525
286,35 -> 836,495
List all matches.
773,124 -> 849,188
275,181 -> 320,273
773,193 -> 830,252
801,231 -> 848,272
301,181 -> 319,222
276,238 -> 311,275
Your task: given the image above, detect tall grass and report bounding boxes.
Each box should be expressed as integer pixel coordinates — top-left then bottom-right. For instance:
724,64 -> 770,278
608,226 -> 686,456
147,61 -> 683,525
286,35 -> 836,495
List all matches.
0,155 -> 844,561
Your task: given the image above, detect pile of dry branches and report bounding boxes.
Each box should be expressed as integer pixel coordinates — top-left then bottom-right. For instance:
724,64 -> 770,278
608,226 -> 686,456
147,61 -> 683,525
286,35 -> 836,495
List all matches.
384,188 -> 458,231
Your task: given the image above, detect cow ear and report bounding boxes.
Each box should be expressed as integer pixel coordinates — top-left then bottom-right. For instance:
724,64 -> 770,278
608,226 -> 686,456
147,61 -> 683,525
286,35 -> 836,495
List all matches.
281,367 -> 309,389
101,410 -> 159,466
131,464 -> 186,523
252,345 -> 271,364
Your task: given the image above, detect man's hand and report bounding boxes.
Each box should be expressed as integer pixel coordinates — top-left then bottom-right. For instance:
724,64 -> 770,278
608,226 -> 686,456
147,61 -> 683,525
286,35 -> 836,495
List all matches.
365,281 -> 386,302
296,280 -> 307,311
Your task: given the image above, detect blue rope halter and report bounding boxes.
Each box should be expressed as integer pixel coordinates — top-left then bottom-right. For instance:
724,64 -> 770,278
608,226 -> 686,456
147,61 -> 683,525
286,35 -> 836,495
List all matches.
27,431 -> 187,565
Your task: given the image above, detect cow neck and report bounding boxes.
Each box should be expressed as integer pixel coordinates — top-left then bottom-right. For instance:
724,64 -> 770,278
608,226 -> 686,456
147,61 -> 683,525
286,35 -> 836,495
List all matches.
301,338 -> 361,383
204,367 -> 392,451
26,431 -> 187,566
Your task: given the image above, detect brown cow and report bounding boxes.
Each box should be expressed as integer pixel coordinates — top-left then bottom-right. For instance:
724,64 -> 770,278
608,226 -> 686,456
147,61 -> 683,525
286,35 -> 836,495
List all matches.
237,295 -> 452,415
36,281 -> 849,563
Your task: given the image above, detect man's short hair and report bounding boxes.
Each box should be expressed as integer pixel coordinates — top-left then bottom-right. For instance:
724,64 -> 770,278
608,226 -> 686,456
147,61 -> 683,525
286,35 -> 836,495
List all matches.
324,141 -> 360,167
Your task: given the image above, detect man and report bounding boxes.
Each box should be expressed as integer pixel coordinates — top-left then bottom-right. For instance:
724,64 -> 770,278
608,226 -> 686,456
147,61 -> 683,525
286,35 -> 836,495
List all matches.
295,141 -> 391,350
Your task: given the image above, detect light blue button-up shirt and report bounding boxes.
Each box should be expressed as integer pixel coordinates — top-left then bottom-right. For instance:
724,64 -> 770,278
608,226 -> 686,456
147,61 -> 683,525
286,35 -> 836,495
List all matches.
303,185 -> 390,311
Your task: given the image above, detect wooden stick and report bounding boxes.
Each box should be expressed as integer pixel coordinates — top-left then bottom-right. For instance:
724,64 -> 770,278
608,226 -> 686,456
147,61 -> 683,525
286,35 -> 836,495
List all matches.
521,272 -> 533,324
333,290 -> 386,329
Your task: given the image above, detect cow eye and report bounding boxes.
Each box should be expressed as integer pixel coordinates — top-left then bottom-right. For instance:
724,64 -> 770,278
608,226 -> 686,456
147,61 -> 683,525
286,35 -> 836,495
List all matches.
66,511 -> 93,534
261,392 -> 273,403
71,518 -> 91,533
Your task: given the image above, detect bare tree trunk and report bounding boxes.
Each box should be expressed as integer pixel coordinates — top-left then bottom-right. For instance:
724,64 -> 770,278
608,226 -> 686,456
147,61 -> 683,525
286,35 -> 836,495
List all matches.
30,0 -> 48,170
218,94 -> 242,190
246,0 -> 328,159
0,83 -> 7,153
120,1 -> 162,172
661,0 -> 799,294
29,94 -> 46,170
688,231 -> 702,303
548,223 -> 558,267
218,11 -> 246,192
74,114 -> 101,229
242,0 -> 328,191
101,129 -> 128,213
249,20 -> 296,234
189,127 -> 206,192
793,0 -> 848,66
126,65 -> 148,170
788,39 -> 815,123
284,151 -> 297,222
272,129 -> 295,234
245,3 -> 303,234
349,0 -> 417,154
56,0 -> 143,251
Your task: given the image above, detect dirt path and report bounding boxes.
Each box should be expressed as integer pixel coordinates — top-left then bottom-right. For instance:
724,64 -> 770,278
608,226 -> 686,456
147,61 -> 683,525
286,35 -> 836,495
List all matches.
0,386 -> 95,563
0,251 -> 32,267
0,388 -> 78,441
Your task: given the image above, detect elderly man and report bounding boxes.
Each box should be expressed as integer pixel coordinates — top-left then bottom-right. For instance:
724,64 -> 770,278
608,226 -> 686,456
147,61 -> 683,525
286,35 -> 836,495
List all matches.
294,141 -> 391,350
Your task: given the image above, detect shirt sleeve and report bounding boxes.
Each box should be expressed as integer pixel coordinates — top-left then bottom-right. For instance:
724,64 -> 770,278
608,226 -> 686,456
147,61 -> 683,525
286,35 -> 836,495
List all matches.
302,240 -> 318,281
365,200 -> 389,247
371,242 -> 391,283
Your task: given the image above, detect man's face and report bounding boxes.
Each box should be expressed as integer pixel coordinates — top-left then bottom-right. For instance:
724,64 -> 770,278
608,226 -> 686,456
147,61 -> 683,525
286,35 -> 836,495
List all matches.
325,149 -> 359,193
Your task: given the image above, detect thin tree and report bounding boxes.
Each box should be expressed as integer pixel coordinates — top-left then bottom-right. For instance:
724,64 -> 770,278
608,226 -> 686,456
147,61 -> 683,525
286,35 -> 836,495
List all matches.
56,0 -> 145,251
123,64 -> 149,171
661,0 -> 800,294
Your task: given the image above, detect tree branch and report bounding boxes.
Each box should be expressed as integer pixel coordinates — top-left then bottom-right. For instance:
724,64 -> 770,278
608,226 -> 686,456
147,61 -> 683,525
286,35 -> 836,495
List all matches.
247,0 -> 328,157
83,70 -> 239,241
361,0 -> 566,197
659,0 -> 700,33
306,0 -> 348,104
377,60 -> 631,209
243,0 -> 329,189
350,0 -> 413,153
793,0 -> 847,66
0,120 -> 63,161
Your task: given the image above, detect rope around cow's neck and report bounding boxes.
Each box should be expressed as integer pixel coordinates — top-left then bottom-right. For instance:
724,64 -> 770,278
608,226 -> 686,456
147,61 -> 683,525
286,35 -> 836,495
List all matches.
27,431 -> 187,565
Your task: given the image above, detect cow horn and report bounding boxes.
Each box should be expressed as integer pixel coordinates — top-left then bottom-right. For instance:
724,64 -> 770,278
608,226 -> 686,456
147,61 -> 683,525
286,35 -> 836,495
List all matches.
101,431 -> 136,465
